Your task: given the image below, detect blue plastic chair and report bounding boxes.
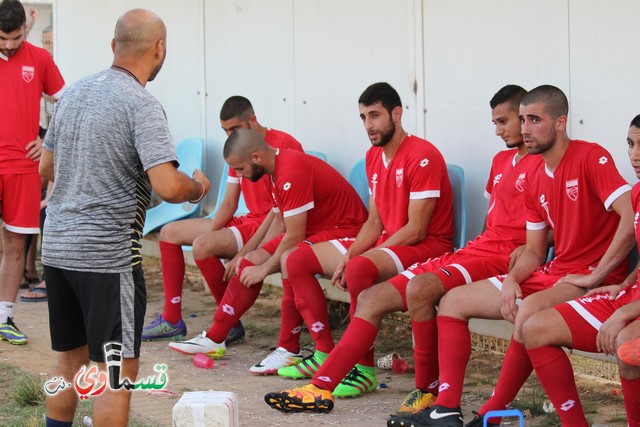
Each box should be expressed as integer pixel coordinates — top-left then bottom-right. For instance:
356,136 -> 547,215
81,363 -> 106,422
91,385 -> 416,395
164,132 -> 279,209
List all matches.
447,164 -> 467,250
142,138 -> 204,236
348,158 -> 369,206
483,409 -> 524,427
306,150 -> 328,162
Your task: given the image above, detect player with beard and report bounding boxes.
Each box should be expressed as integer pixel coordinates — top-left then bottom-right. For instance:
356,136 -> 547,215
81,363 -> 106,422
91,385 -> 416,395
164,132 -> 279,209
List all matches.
259,82 -> 453,394
388,85 -> 635,427
168,129 -> 368,364
263,85 -> 543,415
141,96 -> 302,345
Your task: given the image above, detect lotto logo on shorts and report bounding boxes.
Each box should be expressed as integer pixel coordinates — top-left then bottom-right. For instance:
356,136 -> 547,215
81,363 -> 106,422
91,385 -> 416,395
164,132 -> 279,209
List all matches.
560,399 -> 576,411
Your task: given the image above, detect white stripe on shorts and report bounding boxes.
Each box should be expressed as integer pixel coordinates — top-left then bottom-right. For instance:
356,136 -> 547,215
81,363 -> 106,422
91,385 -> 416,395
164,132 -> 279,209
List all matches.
449,263 -> 472,284
228,226 -> 243,250
566,300 -> 602,331
329,239 -> 348,255
379,248 -> 404,274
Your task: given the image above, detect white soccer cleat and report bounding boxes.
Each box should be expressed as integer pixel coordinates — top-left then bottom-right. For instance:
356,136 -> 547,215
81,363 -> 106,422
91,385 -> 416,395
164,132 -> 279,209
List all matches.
249,346 -> 303,375
168,331 -> 226,359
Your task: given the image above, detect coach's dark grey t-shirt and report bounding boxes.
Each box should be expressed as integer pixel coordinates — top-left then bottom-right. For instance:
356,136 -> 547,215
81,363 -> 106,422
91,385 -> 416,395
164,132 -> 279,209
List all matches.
42,68 -> 177,273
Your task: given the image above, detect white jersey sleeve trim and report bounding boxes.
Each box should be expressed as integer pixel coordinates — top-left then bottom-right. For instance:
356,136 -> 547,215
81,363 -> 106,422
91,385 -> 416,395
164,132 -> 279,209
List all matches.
283,201 -> 314,218
526,221 -> 548,230
51,85 -> 66,100
272,207 -> 280,213
604,184 -> 632,211
484,190 -> 491,200
410,190 -> 440,199
227,176 -> 240,184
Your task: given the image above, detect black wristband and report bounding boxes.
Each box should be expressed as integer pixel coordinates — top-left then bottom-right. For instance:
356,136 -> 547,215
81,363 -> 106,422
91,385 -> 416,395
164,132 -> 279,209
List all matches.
39,126 -> 47,139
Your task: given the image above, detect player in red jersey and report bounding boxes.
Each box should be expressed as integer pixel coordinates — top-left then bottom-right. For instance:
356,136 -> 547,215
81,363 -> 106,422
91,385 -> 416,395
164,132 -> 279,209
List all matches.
141,96 -> 303,343
520,115 -> 640,426
0,0 -> 65,345
262,82 -> 453,386
388,85 -> 635,427
168,128 -> 368,363
263,85 -> 539,414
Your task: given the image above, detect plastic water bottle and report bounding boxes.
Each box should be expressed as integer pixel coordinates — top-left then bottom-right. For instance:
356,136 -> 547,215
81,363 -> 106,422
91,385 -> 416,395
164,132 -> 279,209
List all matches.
193,353 -> 214,369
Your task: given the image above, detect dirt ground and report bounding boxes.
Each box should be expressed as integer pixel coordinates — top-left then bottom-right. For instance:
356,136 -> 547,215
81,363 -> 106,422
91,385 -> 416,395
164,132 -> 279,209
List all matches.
0,257 -> 630,426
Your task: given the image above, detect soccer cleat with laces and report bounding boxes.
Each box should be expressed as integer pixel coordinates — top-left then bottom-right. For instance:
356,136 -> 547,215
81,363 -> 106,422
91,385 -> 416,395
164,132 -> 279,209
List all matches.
278,349 -> 327,379
332,364 -> 377,398
264,383 -> 334,414
141,313 -> 187,341
225,321 -> 245,345
249,346 -> 303,375
387,405 -> 463,427
618,337 -> 640,366
464,412 -> 498,427
391,388 -> 437,416
168,331 -> 225,359
0,317 -> 28,345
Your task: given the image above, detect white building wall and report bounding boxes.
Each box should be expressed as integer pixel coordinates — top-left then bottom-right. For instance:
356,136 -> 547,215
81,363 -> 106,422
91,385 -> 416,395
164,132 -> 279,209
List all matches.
52,0 -> 640,239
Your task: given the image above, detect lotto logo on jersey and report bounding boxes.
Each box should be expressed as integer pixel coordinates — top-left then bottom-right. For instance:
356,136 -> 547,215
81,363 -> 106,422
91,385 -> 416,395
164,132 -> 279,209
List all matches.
283,182 -> 292,191
635,212 -> 639,228
493,173 -> 502,187
419,158 -> 429,167
22,65 -> 35,83
565,179 -> 579,201
598,156 -> 608,165
515,173 -> 526,192
396,168 -> 404,187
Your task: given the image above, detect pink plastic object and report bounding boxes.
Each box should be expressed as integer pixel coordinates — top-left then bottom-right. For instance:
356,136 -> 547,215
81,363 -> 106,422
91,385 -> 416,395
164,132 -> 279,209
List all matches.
193,353 -> 214,369
391,355 -> 410,374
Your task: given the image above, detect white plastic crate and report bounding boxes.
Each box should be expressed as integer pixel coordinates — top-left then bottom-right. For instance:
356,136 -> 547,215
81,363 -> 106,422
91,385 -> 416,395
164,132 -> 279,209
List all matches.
173,391 -> 239,427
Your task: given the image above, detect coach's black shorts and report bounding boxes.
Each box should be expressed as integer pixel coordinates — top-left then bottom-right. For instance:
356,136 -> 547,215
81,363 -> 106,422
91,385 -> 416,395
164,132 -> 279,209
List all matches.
44,265 -> 146,362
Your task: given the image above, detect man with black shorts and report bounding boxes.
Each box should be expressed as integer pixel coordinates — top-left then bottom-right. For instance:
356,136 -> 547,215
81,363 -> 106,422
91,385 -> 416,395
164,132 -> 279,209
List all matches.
0,0 -> 64,344
40,9 -> 211,427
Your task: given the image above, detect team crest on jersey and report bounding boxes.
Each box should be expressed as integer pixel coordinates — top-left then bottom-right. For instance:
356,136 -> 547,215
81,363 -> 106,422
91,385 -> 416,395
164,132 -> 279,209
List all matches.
396,168 -> 404,187
565,179 -> 578,201
515,173 -> 526,192
22,66 -> 35,83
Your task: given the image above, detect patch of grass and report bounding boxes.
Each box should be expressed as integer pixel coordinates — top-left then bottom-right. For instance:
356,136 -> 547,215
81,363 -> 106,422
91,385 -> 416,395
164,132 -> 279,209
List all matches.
10,373 -> 45,406
0,363 -> 154,427
511,383 -> 547,416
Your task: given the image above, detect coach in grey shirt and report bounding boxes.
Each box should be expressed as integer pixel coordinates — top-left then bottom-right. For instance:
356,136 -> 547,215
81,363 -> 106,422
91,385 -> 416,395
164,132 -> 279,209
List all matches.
39,9 -> 210,427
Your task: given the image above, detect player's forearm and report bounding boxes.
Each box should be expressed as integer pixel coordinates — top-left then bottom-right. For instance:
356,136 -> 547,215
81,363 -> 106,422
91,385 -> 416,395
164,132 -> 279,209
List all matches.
209,201 -> 238,231
590,219 -> 635,285
377,222 -> 426,248
264,229 -> 305,275
507,248 -> 547,284
346,219 -> 383,258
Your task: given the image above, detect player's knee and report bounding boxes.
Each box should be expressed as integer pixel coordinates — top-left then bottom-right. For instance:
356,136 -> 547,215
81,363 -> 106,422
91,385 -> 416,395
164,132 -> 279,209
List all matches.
406,273 -> 440,306
353,287 -> 382,320
345,256 -> 378,296
521,312 -> 548,349
159,222 -> 180,243
284,245 -> 313,277
437,286 -> 468,317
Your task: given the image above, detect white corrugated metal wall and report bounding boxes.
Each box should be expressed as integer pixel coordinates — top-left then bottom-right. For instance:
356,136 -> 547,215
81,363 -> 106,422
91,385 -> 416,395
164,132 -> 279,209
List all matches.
49,0 -> 640,239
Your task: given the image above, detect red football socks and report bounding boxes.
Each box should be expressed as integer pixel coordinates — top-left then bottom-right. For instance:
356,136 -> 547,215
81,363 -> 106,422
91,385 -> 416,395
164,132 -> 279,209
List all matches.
159,241 -> 186,324
194,256 -> 227,304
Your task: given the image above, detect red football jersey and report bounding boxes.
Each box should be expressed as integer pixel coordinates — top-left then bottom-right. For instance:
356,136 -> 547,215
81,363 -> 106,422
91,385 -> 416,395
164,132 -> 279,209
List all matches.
228,128 -> 303,218
478,150 -> 543,247
0,42 -> 65,174
525,140 -> 631,281
271,150 -> 367,236
366,134 -> 453,246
